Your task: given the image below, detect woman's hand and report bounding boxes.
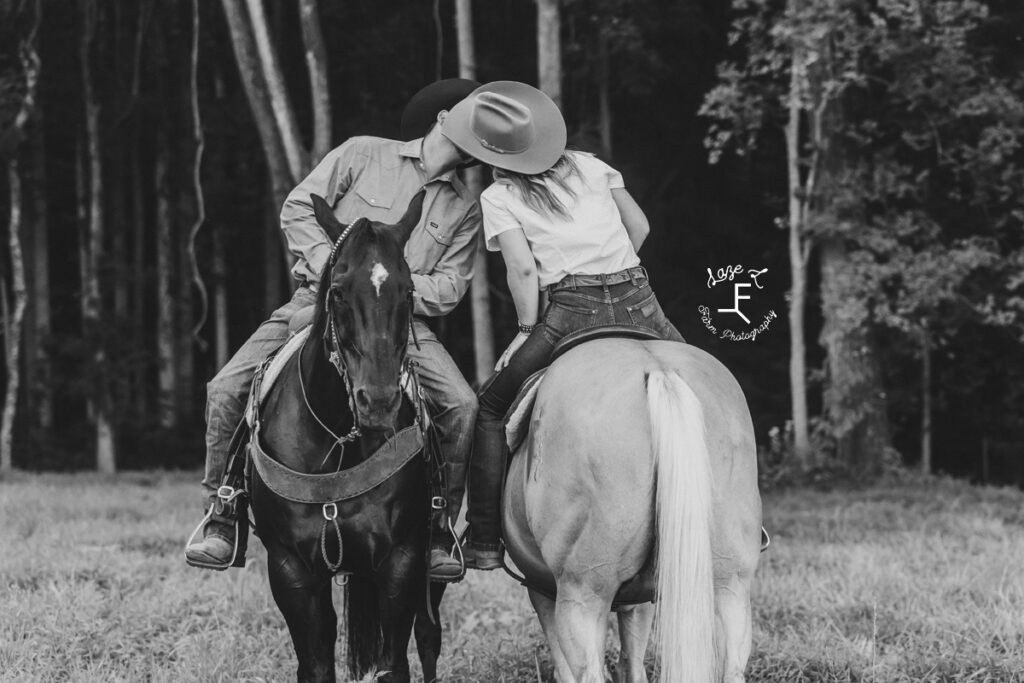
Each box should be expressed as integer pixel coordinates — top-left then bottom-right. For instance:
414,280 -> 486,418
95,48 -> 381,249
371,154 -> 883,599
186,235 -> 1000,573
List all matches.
496,331 -> 530,371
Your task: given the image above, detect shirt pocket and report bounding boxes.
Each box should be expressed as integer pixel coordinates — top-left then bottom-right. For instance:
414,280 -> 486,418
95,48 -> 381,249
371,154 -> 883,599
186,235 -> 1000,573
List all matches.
353,184 -> 395,212
423,218 -> 454,246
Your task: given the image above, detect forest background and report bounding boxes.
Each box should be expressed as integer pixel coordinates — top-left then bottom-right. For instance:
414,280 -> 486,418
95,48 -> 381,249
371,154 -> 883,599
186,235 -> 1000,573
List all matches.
0,0 -> 1021,487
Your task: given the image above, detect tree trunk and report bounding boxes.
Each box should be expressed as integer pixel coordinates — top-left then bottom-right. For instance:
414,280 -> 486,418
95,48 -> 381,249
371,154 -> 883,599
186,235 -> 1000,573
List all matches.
130,129 -> 147,417
819,238 -> 891,475
155,127 -> 177,429
265,195 -> 283,314
1,160 -> 27,473
784,47 -> 811,467
220,0 -> 296,210
243,0 -> 308,179
298,0 -> 331,163
920,324 -> 932,474
213,224 -> 229,370
536,0 -> 562,109
455,0 -> 496,384
81,1 -> 116,473
28,110 -> 51,429
597,30 -> 612,159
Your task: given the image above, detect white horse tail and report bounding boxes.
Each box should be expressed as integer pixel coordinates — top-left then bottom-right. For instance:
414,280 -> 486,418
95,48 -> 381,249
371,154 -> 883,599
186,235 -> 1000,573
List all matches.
647,370 -> 716,683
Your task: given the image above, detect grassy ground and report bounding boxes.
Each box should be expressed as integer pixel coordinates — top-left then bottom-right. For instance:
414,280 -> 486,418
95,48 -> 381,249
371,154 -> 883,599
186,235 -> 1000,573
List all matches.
1,471 -> 1022,682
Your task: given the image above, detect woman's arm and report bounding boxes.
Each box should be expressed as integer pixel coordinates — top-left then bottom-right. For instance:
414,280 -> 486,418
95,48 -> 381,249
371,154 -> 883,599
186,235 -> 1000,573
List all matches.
494,227 -> 540,369
497,227 -> 540,326
612,187 -> 651,252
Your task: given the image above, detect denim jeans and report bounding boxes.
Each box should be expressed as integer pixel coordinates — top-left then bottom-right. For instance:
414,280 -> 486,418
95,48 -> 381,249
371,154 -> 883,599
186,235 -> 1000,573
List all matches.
406,319 -> 478,525
466,270 -> 684,548
201,289 -> 477,521
202,286 -> 318,505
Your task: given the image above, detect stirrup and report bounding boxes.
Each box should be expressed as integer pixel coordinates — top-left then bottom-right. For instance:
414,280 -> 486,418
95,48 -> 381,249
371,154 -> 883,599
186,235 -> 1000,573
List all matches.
184,486 -> 246,571
429,514 -> 466,584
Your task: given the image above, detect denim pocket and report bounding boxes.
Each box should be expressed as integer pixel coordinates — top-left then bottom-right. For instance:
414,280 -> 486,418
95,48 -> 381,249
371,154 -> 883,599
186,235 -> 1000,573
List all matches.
626,292 -> 661,326
544,299 -> 598,339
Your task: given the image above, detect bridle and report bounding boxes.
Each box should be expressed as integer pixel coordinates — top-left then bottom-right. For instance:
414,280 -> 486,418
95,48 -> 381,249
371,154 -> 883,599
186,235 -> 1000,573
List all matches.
299,219 -> 415,468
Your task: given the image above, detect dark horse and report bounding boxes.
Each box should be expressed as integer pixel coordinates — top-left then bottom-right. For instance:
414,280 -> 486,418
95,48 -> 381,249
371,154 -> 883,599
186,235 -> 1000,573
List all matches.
250,190 -> 444,683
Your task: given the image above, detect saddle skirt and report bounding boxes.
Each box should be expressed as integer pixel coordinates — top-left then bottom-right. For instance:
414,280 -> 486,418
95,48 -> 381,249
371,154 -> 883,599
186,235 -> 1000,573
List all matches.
504,325 -> 665,453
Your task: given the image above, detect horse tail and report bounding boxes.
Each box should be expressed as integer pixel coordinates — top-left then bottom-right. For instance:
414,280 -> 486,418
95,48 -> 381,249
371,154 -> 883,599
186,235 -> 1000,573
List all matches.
647,370 -> 716,683
345,574 -> 384,679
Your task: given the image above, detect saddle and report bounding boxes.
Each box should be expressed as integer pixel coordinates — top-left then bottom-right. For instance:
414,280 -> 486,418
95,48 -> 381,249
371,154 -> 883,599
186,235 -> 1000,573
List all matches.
504,325 -> 664,453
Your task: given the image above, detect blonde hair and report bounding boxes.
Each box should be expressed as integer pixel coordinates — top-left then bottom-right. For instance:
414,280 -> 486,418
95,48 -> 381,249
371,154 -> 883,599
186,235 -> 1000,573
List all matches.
493,151 -> 582,220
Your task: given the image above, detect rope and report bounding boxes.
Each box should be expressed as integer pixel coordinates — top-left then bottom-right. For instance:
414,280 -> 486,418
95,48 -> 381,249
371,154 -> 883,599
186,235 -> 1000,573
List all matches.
188,0 -> 209,348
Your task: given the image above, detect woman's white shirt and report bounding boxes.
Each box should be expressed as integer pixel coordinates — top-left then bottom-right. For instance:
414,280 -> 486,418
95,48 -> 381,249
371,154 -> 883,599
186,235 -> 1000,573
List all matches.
480,152 -> 641,289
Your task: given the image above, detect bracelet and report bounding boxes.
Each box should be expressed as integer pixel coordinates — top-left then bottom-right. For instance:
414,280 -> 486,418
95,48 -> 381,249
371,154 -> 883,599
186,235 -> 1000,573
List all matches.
518,322 -> 537,334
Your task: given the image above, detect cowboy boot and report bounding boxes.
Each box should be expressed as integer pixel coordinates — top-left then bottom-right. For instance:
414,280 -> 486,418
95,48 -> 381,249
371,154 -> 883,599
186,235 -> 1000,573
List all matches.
463,424 -> 506,571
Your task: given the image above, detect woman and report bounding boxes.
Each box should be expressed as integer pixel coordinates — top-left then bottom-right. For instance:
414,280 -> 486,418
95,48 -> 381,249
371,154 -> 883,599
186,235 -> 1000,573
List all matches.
440,81 -> 684,569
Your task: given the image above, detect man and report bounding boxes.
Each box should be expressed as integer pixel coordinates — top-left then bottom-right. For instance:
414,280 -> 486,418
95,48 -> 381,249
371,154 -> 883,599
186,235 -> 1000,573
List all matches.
185,79 -> 481,582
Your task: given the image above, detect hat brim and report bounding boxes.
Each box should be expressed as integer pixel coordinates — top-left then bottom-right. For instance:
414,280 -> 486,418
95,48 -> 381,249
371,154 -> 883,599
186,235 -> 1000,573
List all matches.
441,81 -> 567,175
400,78 -> 481,141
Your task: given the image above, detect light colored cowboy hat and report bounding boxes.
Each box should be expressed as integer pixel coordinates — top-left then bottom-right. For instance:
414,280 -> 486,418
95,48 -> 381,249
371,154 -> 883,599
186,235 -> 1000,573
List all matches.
440,81 -> 566,175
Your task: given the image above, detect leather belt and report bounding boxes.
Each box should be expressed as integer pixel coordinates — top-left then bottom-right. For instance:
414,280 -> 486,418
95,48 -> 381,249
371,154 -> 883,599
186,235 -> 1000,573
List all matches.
549,266 -> 647,292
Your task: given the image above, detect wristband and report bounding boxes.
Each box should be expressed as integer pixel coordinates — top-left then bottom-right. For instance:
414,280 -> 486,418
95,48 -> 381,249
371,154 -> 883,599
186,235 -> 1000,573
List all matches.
518,322 -> 537,334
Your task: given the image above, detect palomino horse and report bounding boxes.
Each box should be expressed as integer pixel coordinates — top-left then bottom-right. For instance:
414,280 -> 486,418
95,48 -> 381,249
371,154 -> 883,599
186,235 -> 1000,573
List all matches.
503,338 -> 762,683
250,190 -> 445,683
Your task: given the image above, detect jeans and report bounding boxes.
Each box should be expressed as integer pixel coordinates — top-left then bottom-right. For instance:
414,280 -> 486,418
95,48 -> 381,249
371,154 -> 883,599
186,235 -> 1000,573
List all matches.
202,290 -> 478,523
466,269 -> 684,548
406,319 -> 478,527
202,286 -> 318,505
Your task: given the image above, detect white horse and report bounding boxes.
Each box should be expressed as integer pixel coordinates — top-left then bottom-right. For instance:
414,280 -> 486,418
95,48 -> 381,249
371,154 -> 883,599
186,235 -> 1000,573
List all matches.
502,339 -> 762,683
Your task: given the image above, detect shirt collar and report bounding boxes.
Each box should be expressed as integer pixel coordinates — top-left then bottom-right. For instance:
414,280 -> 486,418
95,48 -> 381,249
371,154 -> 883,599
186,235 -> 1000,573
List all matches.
399,137 -> 470,201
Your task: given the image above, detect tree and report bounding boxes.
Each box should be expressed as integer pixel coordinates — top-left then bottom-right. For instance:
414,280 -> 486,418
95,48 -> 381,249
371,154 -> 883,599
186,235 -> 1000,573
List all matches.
0,0 -> 38,471
455,0 -> 496,384
80,0 -> 115,473
703,0 -> 1024,473
537,0 -> 562,108
220,0 -> 329,280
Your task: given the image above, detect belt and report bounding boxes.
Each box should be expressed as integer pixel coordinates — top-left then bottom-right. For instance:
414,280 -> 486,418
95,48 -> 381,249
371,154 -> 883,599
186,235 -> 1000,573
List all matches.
549,266 -> 647,292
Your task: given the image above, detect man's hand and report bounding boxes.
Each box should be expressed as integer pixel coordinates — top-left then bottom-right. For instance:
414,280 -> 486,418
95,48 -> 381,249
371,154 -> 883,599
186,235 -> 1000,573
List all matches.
495,331 -> 530,371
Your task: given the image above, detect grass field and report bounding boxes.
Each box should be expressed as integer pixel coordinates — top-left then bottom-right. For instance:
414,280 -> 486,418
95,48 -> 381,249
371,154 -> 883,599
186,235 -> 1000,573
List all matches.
1,470 -> 1023,682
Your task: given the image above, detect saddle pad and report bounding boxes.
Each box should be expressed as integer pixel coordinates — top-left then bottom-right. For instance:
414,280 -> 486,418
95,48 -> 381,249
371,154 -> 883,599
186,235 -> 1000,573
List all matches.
504,368 -> 547,453
244,326 -> 312,427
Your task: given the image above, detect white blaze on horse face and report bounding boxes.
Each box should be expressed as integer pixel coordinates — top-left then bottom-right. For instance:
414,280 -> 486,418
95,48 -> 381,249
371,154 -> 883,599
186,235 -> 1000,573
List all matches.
370,262 -> 389,297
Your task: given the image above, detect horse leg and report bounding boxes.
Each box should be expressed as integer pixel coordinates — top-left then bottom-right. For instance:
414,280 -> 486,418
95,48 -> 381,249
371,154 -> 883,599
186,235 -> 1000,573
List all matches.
528,588 -> 574,683
615,603 -> 654,683
376,545 -> 421,683
553,583 -> 611,683
413,582 -> 446,683
267,547 -> 337,683
716,571 -> 754,683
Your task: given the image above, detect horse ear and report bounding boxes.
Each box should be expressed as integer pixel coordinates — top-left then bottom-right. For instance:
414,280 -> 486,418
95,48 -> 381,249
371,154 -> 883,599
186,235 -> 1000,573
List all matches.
310,194 -> 346,244
394,189 -> 426,246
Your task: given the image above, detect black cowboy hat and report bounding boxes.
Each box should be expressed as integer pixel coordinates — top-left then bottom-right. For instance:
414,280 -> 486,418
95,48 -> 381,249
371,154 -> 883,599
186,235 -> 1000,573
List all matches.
400,78 -> 481,141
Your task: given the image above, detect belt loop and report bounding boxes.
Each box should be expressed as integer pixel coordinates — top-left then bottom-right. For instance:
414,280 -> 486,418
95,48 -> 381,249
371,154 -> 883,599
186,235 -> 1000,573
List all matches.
570,274 -> 577,290
628,268 -> 638,286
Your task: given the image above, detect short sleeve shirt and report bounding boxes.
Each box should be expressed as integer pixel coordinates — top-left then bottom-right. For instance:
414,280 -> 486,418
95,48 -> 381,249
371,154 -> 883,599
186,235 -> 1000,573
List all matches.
479,151 -> 641,288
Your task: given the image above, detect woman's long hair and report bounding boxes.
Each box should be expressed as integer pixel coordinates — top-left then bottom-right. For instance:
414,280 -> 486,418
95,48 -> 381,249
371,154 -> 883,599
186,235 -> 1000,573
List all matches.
493,151 -> 583,220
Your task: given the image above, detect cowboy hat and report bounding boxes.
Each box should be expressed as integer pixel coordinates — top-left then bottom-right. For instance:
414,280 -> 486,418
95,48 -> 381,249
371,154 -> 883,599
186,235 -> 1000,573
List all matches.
440,81 -> 566,175
400,78 -> 481,141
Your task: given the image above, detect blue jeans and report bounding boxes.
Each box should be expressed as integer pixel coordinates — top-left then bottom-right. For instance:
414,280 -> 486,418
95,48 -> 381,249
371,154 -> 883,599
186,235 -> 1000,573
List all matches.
202,289 -> 477,520
466,268 -> 684,548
